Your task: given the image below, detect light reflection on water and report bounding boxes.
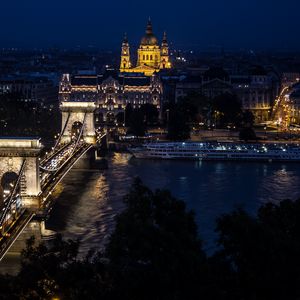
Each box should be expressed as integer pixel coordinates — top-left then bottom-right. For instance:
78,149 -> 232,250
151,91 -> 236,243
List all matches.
47,153 -> 300,253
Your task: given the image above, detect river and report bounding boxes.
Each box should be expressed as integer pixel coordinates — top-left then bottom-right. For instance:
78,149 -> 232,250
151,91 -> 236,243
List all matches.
46,153 -> 300,254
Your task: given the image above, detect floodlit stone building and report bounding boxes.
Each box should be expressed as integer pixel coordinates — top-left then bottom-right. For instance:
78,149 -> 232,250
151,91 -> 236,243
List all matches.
120,19 -> 171,76
59,70 -> 162,122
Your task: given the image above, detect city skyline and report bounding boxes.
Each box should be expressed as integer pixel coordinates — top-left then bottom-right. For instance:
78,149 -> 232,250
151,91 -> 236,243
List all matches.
1,0 -> 300,51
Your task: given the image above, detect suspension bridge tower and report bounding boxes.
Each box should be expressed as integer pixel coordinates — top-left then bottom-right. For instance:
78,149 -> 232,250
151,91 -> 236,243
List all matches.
0,138 -> 42,211
59,74 -> 97,144
60,101 -> 96,144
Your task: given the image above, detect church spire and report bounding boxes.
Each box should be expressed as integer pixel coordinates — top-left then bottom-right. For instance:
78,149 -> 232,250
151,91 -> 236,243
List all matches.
146,17 -> 153,35
123,32 -> 128,44
162,31 -> 168,44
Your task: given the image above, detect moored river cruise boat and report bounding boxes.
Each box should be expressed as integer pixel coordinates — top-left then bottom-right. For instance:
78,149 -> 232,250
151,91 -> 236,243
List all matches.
130,142 -> 300,162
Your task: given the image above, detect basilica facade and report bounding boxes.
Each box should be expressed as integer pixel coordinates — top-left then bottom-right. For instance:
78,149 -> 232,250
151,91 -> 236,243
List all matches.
120,19 -> 171,76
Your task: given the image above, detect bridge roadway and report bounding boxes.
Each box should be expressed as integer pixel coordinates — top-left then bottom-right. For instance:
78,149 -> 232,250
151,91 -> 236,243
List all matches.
0,209 -> 34,261
0,142 -> 94,260
40,142 -> 71,166
40,142 -> 93,213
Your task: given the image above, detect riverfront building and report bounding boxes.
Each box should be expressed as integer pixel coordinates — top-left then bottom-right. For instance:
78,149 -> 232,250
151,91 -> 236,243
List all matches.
175,67 -> 279,123
59,70 -> 163,122
0,75 -> 57,104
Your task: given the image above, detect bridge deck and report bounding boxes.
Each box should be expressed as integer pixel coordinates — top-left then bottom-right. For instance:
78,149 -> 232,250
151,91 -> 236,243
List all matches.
39,143 -> 93,217
0,210 -> 34,261
0,143 -> 93,261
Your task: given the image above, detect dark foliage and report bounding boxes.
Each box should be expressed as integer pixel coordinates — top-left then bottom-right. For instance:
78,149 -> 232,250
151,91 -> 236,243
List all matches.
242,110 -> 255,128
139,103 -> 159,125
127,108 -> 146,137
239,127 -> 257,141
125,103 -> 159,136
0,235 -> 110,299
212,93 -> 243,128
176,91 -> 210,123
167,108 -> 190,140
213,199 -> 300,299
106,178 -> 208,299
2,181 -> 300,300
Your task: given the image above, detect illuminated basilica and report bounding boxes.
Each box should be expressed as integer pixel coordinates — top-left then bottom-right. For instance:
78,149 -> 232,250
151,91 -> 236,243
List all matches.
58,20 -> 170,123
120,19 -> 171,76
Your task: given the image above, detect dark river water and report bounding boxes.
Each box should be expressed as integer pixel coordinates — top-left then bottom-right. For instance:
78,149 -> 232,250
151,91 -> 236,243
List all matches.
46,153 -> 300,254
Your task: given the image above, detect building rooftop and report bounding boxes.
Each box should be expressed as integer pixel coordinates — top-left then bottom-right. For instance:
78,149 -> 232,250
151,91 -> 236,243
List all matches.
70,71 -> 152,87
71,75 -> 98,86
230,76 -> 251,84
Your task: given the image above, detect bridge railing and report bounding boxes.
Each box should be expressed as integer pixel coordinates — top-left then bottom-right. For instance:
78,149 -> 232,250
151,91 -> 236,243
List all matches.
40,143 -> 93,209
40,116 -> 88,174
0,210 -> 34,261
53,112 -> 70,150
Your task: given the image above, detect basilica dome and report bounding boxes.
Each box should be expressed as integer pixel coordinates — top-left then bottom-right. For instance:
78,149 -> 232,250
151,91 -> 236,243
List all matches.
140,19 -> 158,46
140,35 -> 158,46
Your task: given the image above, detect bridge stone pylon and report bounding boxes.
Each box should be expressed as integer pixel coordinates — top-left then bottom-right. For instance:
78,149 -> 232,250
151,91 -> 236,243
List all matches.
60,101 -> 96,144
0,138 -> 42,210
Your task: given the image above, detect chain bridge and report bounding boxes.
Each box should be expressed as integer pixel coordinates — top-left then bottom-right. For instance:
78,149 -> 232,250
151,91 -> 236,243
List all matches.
0,100 -> 105,261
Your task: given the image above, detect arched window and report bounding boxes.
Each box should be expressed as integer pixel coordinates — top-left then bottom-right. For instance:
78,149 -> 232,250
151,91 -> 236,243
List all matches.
143,55 -> 145,60
150,55 -> 153,60
146,55 -> 149,60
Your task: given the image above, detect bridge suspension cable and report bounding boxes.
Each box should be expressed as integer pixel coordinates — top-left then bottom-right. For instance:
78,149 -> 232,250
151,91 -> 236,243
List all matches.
0,159 -> 26,228
39,113 -> 71,166
53,112 -> 71,150
39,115 -> 88,173
71,113 -> 87,155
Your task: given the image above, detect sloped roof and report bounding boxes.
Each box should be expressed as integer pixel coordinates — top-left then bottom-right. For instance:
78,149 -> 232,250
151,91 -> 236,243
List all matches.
71,75 -> 98,86
231,77 -> 251,84
203,67 -> 230,81
123,76 -> 151,86
70,72 -> 151,87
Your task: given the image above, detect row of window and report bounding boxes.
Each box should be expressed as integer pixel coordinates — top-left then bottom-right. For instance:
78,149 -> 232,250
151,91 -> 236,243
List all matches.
142,54 -> 158,61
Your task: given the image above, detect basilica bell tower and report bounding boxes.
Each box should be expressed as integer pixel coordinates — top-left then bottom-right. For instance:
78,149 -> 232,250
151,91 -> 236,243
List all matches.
160,31 -> 171,69
120,33 -> 131,72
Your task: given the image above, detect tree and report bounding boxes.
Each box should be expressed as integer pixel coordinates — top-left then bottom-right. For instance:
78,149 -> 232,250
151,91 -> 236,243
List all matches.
139,103 -> 159,125
0,180 -> 210,299
115,112 -> 125,125
125,103 -> 133,127
239,127 -> 257,141
106,178 -> 208,300
0,235 -> 109,300
242,110 -> 255,128
167,109 -> 190,140
177,92 -> 210,123
213,199 -> 300,300
125,104 -> 158,136
4,182 -> 300,300
127,108 -> 146,137
212,93 -> 243,128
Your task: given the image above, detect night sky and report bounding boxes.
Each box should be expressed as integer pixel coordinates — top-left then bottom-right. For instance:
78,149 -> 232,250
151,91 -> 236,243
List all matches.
1,0 -> 300,50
